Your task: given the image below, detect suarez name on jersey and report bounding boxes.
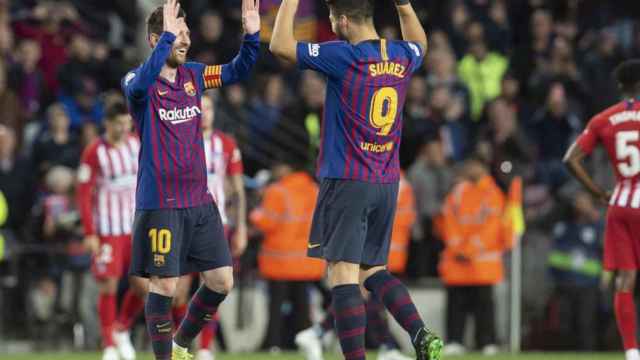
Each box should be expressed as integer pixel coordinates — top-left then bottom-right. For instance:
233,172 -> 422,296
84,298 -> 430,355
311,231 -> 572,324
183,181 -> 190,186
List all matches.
296,39 -> 425,183
577,99 -> 640,208
121,31 -> 259,209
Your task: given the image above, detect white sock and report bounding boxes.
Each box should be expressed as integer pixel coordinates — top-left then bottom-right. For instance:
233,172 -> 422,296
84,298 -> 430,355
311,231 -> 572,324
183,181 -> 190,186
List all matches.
626,348 -> 640,360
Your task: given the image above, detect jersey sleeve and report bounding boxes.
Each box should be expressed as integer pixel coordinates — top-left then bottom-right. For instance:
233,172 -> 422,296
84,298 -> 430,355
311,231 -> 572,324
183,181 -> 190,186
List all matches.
296,41 -> 352,78
401,41 -> 426,74
122,32 -> 176,102
76,144 -> 100,236
191,33 -> 260,91
226,137 -> 244,176
576,117 -> 601,155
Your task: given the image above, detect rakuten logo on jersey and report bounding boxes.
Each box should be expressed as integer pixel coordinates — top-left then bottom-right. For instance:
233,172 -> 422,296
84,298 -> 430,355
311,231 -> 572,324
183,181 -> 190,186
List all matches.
158,106 -> 201,124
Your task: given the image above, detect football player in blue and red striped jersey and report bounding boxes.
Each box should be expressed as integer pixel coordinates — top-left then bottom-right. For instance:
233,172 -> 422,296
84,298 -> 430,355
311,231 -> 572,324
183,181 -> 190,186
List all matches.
270,1 -> 442,359
121,1 -> 260,359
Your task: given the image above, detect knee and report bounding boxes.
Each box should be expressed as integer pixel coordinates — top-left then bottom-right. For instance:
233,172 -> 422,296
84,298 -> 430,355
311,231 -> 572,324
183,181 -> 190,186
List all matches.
328,262 -> 360,288
98,278 -> 118,294
149,277 -> 178,297
616,271 -> 637,292
129,276 -> 149,297
203,270 -> 234,294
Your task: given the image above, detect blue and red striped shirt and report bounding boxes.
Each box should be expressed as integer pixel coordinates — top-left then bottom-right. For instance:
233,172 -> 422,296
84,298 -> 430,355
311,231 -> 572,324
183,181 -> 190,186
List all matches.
297,39 -> 425,183
122,31 -> 259,209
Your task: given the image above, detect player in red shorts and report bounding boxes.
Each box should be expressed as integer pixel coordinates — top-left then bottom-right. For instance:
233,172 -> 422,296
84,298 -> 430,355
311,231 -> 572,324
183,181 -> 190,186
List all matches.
564,59 -> 640,360
77,101 -> 146,360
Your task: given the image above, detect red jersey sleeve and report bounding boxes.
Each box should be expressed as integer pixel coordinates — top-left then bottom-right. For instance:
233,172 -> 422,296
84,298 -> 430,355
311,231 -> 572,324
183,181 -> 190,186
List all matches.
76,142 -> 100,236
224,135 -> 244,176
576,116 -> 602,155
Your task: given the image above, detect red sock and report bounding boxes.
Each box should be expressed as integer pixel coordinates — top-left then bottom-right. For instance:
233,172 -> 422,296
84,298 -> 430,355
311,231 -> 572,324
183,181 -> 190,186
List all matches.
116,290 -> 145,331
98,294 -> 117,347
615,292 -> 638,350
199,314 -> 219,350
172,303 -> 188,329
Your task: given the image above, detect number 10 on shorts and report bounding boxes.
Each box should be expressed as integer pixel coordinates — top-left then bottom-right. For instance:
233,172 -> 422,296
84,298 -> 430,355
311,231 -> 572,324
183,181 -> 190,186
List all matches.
149,228 -> 172,254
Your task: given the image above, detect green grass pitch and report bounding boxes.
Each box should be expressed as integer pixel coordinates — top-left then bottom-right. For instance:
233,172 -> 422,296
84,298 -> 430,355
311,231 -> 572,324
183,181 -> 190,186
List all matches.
0,353 -> 624,360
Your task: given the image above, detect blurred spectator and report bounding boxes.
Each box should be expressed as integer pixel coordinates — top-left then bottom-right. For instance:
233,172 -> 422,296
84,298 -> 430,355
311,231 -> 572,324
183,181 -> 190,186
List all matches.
531,83 -> 581,188
457,21 -> 508,121
9,38 -> 44,123
500,72 -> 535,131
32,103 -> 81,178
280,71 -> 326,172
510,9 -> 554,97
58,33 -> 104,130
581,30 -> 624,115
479,98 -> 535,188
250,151 -> 324,350
401,76 -> 430,169
442,1 -> 471,59
426,84 -> 471,161
12,1 -> 84,94
190,11 -> 233,64
426,49 -> 471,117
407,137 -> 453,277
0,61 -> 24,145
0,125 -> 34,232
440,157 -> 514,356
246,73 -> 286,172
547,192 -> 603,350
387,173 -> 417,276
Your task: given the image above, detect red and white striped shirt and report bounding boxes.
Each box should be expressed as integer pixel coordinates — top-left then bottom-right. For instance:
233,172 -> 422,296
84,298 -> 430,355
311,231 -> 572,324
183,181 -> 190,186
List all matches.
204,131 -> 243,224
77,136 -> 139,236
577,99 -> 640,209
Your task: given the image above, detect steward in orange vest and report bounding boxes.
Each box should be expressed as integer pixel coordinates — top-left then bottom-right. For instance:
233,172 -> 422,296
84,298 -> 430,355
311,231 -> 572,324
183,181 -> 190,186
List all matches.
387,173 -> 417,275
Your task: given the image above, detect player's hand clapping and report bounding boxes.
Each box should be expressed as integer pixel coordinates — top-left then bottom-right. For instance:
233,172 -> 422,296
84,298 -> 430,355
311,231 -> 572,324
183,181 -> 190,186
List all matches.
242,0 -> 261,35
163,0 -> 182,36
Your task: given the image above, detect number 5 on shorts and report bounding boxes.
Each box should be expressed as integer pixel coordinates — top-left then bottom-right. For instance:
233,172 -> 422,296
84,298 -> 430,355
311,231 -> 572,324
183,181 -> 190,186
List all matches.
149,228 -> 172,254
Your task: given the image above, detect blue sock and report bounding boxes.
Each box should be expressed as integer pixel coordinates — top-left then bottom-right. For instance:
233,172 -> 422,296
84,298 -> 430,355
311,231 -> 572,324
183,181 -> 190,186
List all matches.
174,285 -> 226,348
145,292 -> 173,360
332,284 -> 366,360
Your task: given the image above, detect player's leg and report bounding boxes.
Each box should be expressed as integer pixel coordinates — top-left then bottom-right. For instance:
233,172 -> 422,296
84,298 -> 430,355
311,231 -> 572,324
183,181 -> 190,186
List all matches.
329,261 -> 367,360
360,183 -> 442,360
96,277 -> 120,360
172,275 -> 193,328
92,237 -> 125,360
130,208 -> 185,360
364,295 -> 413,360
174,203 -> 233,352
175,266 -> 232,348
115,276 -> 147,332
615,270 -> 638,359
605,208 -> 640,360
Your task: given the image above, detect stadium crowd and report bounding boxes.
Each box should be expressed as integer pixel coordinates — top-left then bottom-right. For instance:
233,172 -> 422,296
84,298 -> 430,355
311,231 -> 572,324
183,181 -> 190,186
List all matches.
0,0 -> 639,354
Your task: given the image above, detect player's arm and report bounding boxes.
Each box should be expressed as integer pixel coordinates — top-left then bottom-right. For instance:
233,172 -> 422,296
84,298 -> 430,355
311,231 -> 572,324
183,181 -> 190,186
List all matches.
394,0 -> 428,54
122,0 -> 181,101
563,142 -> 610,203
76,147 -> 100,255
269,0 -> 299,63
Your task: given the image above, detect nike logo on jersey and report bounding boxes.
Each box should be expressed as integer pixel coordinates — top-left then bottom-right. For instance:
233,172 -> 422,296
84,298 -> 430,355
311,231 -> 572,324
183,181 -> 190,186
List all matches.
158,89 -> 169,96
308,243 -> 321,249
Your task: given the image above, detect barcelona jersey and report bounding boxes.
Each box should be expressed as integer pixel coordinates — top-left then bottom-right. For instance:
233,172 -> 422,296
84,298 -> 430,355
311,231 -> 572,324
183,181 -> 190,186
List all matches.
122,32 -> 259,209
297,39 -> 425,183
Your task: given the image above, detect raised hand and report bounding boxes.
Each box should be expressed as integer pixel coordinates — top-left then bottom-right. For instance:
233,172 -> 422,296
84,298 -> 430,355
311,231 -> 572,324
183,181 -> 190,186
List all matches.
163,0 -> 182,35
242,0 -> 261,35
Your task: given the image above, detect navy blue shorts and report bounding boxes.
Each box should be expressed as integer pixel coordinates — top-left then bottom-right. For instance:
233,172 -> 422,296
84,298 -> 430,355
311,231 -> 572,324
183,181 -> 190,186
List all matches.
130,202 -> 232,278
308,179 -> 399,266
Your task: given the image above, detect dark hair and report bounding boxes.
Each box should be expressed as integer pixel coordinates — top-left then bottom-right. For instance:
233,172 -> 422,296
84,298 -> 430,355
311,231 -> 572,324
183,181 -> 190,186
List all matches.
325,0 -> 374,22
105,101 -> 129,121
147,5 -> 187,36
614,59 -> 640,94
